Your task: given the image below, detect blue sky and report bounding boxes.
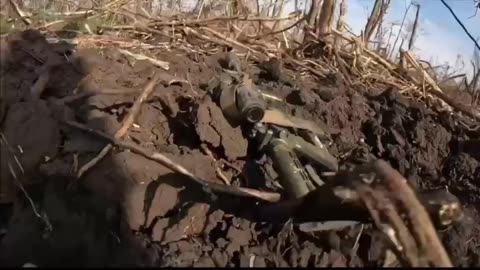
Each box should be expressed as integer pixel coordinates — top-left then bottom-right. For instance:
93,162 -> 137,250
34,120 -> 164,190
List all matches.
345,0 -> 480,76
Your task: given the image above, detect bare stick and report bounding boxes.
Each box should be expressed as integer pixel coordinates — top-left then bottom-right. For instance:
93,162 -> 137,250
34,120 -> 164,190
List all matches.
248,16 -> 305,40
200,27 -> 265,58
65,120 -> 281,202
407,3 -> 420,50
7,0 -> 32,25
76,72 -> 163,178
440,0 -> 480,51
372,160 -> 453,267
200,144 -> 231,185
284,53 -> 328,78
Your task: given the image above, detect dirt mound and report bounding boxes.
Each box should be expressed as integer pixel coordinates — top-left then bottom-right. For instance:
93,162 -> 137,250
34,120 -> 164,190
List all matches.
0,30 -> 479,267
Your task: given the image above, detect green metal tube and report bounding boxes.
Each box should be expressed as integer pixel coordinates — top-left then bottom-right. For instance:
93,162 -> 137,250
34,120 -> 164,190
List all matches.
269,139 -> 311,198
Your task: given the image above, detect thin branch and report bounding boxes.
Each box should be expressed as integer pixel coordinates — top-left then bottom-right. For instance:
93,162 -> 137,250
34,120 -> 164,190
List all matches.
76,71 -> 164,178
248,16 -> 305,40
440,0 -> 480,51
64,120 -> 281,202
7,0 -> 32,25
408,4 -> 420,50
388,3 -> 411,59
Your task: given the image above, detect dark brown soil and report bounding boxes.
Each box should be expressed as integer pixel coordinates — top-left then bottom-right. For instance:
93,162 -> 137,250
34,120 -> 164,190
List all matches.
0,30 -> 479,267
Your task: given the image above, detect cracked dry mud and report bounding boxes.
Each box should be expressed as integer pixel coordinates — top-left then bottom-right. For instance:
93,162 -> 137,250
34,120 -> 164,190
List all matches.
0,30 -> 479,267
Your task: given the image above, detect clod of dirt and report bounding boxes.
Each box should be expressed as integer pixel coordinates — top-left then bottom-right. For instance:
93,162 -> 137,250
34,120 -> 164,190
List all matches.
121,174 -> 181,231
175,150 -> 218,182
152,218 -> 170,242
161,203 -> 210,244
196,96 -> 247,160
211,249 -> 229,267
117,151 -> 175,183
314,86 -> 338,102
204,209 -> 225,234
131,103 -> 171,145
329,250 -> 348,267
227,226 -> 252,246
145,183 -> 179,227
196,100 -> 221,146
123,183 -> 150,231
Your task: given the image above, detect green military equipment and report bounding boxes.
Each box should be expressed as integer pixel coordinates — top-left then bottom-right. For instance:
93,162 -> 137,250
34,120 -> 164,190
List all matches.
210,51 -> 339,199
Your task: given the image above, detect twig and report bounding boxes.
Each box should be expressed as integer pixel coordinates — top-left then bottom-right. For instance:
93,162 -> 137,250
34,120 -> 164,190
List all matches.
248,16 -> 305,40
7,0 -> 32,25
200,27 -> 265,59
200,144 -> 231,185
196,0 -> 205,19
183,27 -> 233,48
388,3 -> 411,59
220,159 -> 242,173
64,120 -> 281,202
76,72 -> 163,178
332,29 -> 397,71
349,224 -> 364,263
408,4 -> 420,50
215,167 -> 231,186
440,0 -> 480,51
282,53 -> 328,78
117,49 -> 170,70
